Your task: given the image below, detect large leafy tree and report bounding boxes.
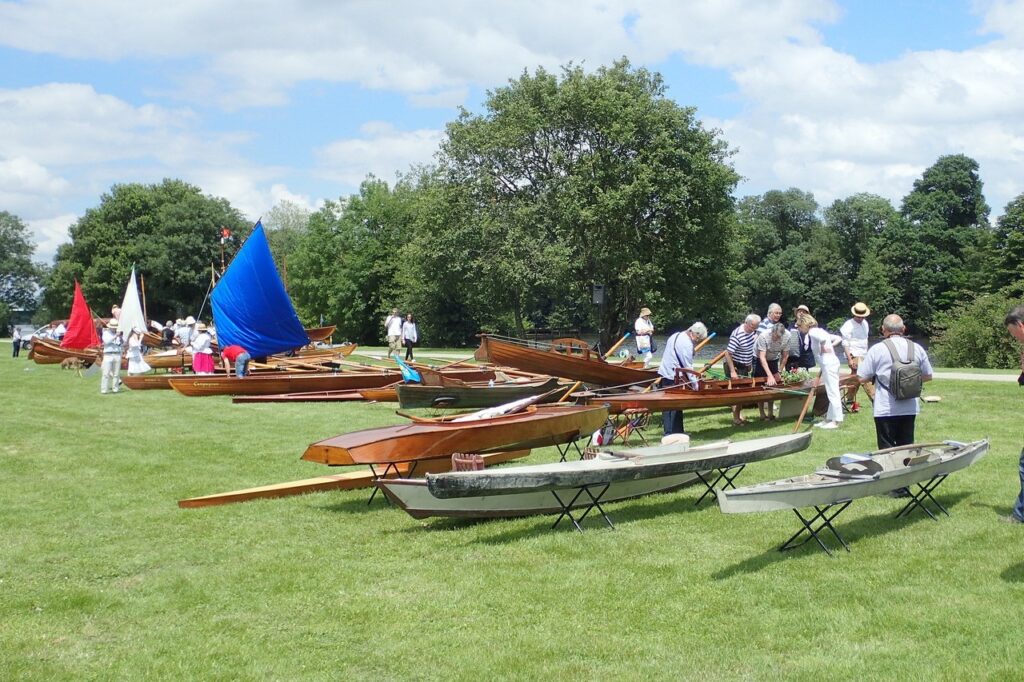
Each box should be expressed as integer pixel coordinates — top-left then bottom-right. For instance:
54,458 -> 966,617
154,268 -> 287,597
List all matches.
263,200 -> 312,287
0,211 -> 43,329
991,194 -> 1024,291
439,59 -> 739,345
43,179 -> 248,322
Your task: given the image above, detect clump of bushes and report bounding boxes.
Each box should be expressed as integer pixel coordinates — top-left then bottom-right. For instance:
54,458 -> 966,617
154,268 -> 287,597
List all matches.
930,288 -> 1023,368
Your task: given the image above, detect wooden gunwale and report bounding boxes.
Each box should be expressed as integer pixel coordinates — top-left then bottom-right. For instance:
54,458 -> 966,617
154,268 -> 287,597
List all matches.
475,334 -> 657,387
394,377 -> 565,409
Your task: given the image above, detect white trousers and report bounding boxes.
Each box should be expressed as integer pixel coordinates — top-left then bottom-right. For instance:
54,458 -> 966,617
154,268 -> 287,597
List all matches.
101,354 -> 122,393
820,357 -> 842,423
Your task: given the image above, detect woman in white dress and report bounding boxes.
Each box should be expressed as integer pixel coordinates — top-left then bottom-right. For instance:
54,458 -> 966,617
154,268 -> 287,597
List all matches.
795,313 -> 843,429
126,328 -> 151,375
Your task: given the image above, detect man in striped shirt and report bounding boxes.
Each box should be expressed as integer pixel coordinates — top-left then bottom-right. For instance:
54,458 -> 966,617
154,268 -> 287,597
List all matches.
725,313 -> 761,425
757,303 -> 782,334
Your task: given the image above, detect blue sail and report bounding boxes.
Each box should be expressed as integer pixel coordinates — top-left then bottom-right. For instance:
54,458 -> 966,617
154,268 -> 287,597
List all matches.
211,222 -> 309,357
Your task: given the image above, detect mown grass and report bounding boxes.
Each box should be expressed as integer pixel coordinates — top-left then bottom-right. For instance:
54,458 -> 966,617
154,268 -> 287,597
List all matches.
2,356 -> 1023,680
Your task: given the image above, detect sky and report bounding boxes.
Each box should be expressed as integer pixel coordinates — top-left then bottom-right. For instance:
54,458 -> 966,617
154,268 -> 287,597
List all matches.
2,0 -> 1024,263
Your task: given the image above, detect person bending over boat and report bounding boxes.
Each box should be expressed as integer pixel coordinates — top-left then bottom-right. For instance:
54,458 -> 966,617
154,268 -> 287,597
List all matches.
634,307 -> 655,367
795,313 -> 843,430
1002,305 -> 1024,524
725,313 -> 761,425
657,322 -> 708,435
856,314 -> 932,446
221,344 -> 251,377
754,322 -> 791,420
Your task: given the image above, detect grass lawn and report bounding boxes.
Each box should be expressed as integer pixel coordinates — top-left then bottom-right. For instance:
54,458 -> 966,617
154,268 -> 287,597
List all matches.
3,356 -> 1023,680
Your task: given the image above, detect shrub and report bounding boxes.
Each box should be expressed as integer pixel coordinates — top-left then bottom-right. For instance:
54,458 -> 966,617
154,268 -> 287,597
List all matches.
930,288 -> 1023,368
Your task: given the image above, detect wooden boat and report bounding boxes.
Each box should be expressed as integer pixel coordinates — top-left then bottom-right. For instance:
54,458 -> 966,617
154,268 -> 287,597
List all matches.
379,433 -> 810,520
304,325 -> 337,343
302,404 -> 609,465
30,338 -> 100,365
427,432 -> 811,499
391,376 -> 565,409
717,439 -> 989,513
144,349 -> 197,370
581,374 -> 860,414
229,367 -> 499,402
475,334 -> 657,387
178,449 -> 530,508
168,365 -> 497,397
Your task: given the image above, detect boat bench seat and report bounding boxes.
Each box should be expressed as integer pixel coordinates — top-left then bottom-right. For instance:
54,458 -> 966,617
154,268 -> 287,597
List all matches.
451,453 -> 485,471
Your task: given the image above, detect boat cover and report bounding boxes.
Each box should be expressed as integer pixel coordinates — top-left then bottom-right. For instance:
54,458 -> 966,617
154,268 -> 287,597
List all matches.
211,222 -> 309,357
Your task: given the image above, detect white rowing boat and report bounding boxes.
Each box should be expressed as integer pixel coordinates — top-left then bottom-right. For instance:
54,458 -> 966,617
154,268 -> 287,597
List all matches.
717,439 -> 989,514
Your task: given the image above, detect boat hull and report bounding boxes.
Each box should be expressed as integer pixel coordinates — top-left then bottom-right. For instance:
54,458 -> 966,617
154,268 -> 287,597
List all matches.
427,432 -> 812,498
395,377 -> 565,409
475,335 -> 657,387
168,370 -> 405,396
717,439 -> 989,513
302,404 -> 610,465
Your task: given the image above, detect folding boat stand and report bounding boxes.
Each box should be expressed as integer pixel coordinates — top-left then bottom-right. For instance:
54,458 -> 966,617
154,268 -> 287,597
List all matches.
550,483 -> 614,532
556,436 -> 588,462
366,461 -> 422,505
779,474 -> 954,556
693,464 -> 746,507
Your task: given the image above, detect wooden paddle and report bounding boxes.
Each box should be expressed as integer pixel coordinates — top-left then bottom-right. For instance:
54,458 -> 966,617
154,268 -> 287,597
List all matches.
557,381 -> 583,402
792,377 -> 822,433
698,349 -> 727,376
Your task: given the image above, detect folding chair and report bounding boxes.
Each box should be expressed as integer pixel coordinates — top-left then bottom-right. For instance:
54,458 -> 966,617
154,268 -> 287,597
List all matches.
613,408 -> 651,446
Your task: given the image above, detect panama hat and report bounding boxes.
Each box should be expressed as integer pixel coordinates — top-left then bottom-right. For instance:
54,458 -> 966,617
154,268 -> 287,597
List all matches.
640,307 -> 652,316
851,302 -> 871,317
195,322 -> 207,332
795,304 -> 810,313
185,315 -> 196,325
105,318 -> 119,329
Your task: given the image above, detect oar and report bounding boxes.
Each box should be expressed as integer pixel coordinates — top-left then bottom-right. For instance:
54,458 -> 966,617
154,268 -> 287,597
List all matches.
602,333 -> 632,360
792,377 -> 822,433
557,381 -> 583,403
698,350 -> 727,376
693,331 -> 717,353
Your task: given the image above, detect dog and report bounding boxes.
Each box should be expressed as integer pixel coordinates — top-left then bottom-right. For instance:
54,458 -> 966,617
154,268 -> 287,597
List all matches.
60,357 -> 86,377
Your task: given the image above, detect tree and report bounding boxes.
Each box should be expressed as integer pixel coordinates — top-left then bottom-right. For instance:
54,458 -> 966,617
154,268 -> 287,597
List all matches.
438,59 -> 739,345
991,194 -> 1024,291
930,285 -> 1024,368
263,200 -> 312,287
823,193 -> 897,280
0,211 -> 42,330
42,180 -> 248,322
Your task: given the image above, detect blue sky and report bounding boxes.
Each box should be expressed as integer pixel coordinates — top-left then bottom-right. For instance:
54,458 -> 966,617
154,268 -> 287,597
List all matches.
1,0 -> 1022,262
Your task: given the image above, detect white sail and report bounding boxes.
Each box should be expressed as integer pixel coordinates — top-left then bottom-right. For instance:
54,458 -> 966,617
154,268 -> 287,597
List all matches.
117,267 -> 148,336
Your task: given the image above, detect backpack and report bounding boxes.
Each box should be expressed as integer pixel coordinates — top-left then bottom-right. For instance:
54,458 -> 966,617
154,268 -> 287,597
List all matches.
876,338 -> 923,400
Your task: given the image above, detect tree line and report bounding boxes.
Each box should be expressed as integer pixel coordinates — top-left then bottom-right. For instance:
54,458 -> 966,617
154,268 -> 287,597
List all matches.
3,59 -> 1023,367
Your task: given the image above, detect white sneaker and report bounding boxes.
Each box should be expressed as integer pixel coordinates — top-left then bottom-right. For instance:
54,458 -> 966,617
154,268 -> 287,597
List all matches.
815,421 -> 839,430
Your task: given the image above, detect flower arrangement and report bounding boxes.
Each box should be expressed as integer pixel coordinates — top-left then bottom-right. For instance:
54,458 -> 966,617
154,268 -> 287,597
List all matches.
779,368 -> 812,385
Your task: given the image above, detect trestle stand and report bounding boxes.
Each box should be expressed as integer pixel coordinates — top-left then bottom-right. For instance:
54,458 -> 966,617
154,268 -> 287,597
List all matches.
779,501 -> 853,556
894,474 -> 950,520
693,464 -> 746,507
367,461 -> 418,504
556,437 -> 587,463
550,483 -> 614,532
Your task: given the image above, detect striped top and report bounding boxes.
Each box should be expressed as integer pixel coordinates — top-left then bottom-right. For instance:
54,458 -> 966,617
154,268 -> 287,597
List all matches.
726,324 -> 757,366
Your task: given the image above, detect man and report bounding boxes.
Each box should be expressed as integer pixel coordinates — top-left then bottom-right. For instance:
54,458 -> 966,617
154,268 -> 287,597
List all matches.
725,313 -> 761,425
657,322 -> 709,435
856,314 -> 933,449
12,326 -> 22,358
841,302 -> 873,412
786,304 -> 815,371
634,307 -> 655,367
100,318 -> 125,394
384,308 -> 403,357
220,344 -> 251,377
160,321 -> 175,348
1003,305 -> 1024,524
757,303 -> 782,334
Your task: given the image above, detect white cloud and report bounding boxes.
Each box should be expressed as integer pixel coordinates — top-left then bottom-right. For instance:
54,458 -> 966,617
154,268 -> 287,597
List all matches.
314,122 -> 444,187
26,213 -> 77,264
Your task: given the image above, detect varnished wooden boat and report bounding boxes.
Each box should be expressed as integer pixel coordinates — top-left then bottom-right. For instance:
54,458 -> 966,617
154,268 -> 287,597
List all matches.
228,367 -> 498,402
30,338 -> 101,365
474,334 -> 657,386
178,449 -> 530,508
395,376 -> 567,409
581,374 -> 860,414
169,365 -> 496,397
718,439 -> 989,513
304,325 -> 337,343
427,433 -> 810,499
144,350 -> 197,370
302,404 -> 609,465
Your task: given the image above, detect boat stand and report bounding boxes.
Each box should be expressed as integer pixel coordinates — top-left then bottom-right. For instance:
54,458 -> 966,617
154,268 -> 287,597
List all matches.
366,461 -> 419,505
894,474 -> 950,520
693,464 -> 746,507
556,437 -> 587,462
779,501 -> 853,556
550,483 -> 614,532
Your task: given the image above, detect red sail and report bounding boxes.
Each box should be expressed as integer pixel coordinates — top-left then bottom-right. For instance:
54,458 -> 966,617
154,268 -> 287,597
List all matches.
61,280 -> 100,349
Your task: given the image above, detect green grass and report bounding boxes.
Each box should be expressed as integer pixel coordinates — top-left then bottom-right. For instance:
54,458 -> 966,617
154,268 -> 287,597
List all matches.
2,358 -> 1023,679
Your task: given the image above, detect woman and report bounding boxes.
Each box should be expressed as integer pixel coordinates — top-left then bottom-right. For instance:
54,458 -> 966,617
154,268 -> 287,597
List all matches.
126,328 -> 152,375
12,326 -> 22,358
189,322 -> 215,374
795,313 -> 843,429
634,307 -> 655,367
754,322 -> 791,420
402,313 -> 418,361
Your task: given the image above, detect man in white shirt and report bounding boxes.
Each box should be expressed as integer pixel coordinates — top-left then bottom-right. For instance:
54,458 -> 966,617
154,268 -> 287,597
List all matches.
100,318 -> 125,394
841,302 -> 873,412
856,314 -> 933,449
384,309 -> 403,357
657,322 -> 708,435
634,307 -> 655,367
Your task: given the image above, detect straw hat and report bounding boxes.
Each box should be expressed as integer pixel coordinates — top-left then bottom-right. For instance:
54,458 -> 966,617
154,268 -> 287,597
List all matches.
639,307 -> 652,317
105,318 -> 119,329
195,322 -> 208,332
185,315 -> 196,325
851,302 -> 871,317
795,304 -> 810,313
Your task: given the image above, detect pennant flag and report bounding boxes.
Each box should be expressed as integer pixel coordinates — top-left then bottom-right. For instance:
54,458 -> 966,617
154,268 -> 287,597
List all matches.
117,267 -> 148,336
61,280 -> 100,349
395,356 -> 422,383
211,222 -> 309,357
